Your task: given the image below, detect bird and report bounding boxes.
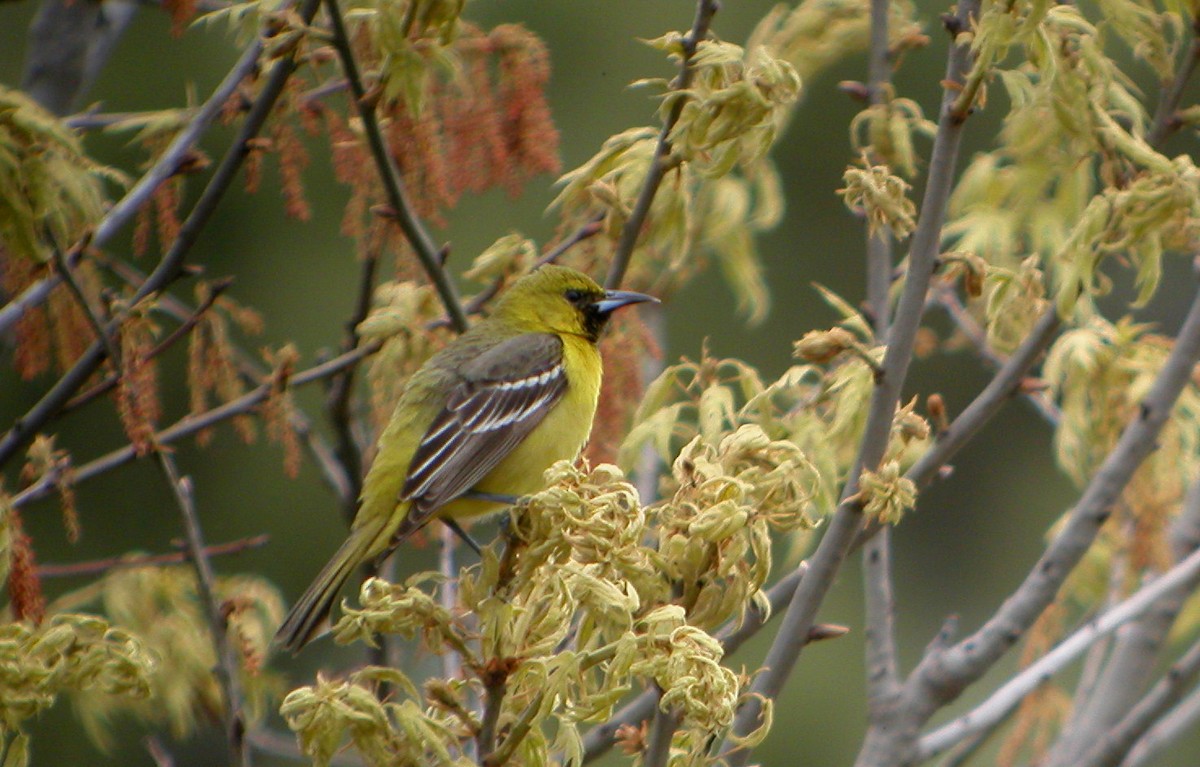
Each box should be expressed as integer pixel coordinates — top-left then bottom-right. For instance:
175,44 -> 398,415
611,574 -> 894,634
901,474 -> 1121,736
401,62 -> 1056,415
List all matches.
274,265 -> 657,652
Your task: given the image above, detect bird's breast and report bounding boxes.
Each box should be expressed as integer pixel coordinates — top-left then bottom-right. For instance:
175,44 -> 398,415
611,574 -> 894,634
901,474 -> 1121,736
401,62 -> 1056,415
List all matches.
446,334 -> 603,517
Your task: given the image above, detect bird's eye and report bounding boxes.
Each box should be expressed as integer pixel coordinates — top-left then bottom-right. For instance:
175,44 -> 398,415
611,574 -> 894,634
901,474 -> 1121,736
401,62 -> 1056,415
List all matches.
564,289 -> 584,303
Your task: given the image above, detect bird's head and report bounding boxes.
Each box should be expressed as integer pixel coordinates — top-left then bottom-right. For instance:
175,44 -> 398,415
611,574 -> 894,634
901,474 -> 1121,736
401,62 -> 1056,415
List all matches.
492,265 -> 658,341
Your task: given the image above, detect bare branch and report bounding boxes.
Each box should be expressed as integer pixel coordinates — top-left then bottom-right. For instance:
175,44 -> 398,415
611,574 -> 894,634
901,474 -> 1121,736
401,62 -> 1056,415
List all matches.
321,0 -> 468,332
895,276 -> 1200,764
722,4 -> 982,759
11,341 -> 379,510
154,451 -> 249,767
917,544 -> 1200,761
37,534 -> 270,578
861,0 -> 901,718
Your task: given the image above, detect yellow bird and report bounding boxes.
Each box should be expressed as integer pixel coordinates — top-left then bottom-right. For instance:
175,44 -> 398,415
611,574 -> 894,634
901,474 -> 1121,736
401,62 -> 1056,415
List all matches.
275,265 -> 656,651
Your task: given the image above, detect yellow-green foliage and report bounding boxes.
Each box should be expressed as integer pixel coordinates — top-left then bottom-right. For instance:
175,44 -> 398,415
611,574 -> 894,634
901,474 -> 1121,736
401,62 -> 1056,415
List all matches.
0,87 -> 122,263
0,616 -> 154,767
68,566 -> 285,748
942,3 -> 1200,320
285,446 -> 817,765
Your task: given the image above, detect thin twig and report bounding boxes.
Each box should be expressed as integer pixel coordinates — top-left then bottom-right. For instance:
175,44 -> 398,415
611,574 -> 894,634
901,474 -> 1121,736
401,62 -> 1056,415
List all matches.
604,0 -> 720,291
917,545 -> 1200,760
11,341 -> 379,509
321,0 -> 468,332
325,243 -> 379,523
933,288 -> 1060,423
155,451 -> 249,767
1147,32 -> 1200,148
0,0 -> 323,471
63,277 -> 234,413
37,534 -> 270,578
721,5 -> 982,760
861,0 -> 902,720
1076,636 -> 1200,767
536,215 -> 605,267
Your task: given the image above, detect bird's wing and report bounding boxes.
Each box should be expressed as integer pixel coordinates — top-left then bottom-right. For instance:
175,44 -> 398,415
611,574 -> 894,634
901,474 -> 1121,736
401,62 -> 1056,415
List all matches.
400,332 -> 567,527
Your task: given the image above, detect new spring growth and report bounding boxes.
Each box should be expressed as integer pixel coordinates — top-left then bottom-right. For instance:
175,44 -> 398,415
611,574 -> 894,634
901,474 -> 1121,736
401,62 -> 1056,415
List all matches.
794,327 -> 882,374
840,154 -> 918,239
628,605 -> 739,731
0,615 -> 154,737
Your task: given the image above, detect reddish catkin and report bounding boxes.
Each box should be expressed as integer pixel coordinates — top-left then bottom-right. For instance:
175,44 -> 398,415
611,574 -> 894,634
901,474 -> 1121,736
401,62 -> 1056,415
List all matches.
443,53 -> 506,197
162,0 -> 198,36
494,26 -> 561,193
586,313 -> 661,465
4,257 -> 51,380
274,121 -> 312,221
132,200 -> 153,257
7,508 -> 46,625
117,314 -> 162,455
47,282 -> 93,374
153,178 -> 182,251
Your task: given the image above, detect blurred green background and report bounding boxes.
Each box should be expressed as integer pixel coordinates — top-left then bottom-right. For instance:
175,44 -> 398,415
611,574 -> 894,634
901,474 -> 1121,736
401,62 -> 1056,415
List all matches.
1,0 -> 1198,764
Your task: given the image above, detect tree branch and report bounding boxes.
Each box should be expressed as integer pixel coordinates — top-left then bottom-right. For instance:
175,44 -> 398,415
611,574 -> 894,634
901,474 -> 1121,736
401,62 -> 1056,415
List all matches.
154,451 -> 249,767
321,0 -> 467,332
37,533 -> 269,578
722,5 -> 982,760
896,274 -> 1200,764
917,544 -> 1200,761
0,0 -> 323,470
603,0 -> 719,291
861,0 -> 901,720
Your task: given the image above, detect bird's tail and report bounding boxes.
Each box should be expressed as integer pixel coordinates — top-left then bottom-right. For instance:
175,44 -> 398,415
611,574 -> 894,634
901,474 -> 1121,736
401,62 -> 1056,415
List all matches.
273,526 -> 379,653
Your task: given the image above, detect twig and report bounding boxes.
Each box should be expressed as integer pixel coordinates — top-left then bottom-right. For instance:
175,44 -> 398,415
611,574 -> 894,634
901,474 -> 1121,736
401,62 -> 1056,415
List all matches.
52,244 -> 120,367
861,0 -> 902,722
536,215 -> 605,267
1076,637 -> 1200,767
155,451 -> 249,767
483,689 -> 547,767
63,277 -> 234,413
581,564 -> 806,762
1147,33 -> 1200,148
325,243 -> 379,522
604,0 -> 720,291
933,288 -> 1060,423
0,0 -> 323,471
643,702 -> 682,767
321,0 -> 468,332
721,4 -> 982,761
917,545 -> 1200,761
477,669 -> 508,761
1125,684 -> 1200,766
11,341 -> 379,509
37,534 -> 270,578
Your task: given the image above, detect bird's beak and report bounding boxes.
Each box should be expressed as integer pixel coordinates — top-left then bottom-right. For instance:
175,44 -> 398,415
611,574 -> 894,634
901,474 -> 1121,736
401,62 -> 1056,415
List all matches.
592,289 -> 659,315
